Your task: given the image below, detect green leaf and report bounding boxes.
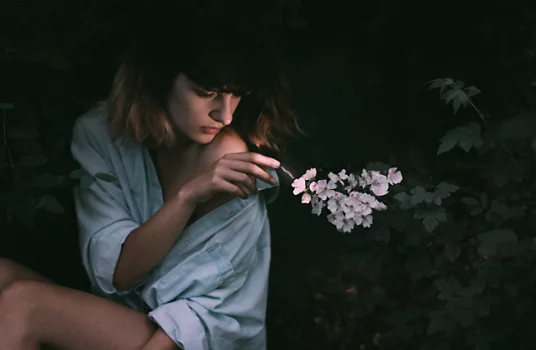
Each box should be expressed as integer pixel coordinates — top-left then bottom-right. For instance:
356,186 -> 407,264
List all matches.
95,172 -> 118,182
366,161 -> 390,172
415,207 -> 447,232
38,195 -> 64,214
437,135 -> 457,154
435,182 -> 458,198
442,89 -> 459,103
490,200 -> 510,219
461,197 -> 480,206
32,173 -> 61,188
452,91 -> 470,114
69,168 -> 88,179
477,241 -> 497,258
394,192 -> 413,209
10,140 -> 43,154
458,137 -> 473,152
428,78 -> 445,90
435,277 -> 461,300
410,186 -> 427,205
444,242 -> 461,262
80,174 -> 95,189
478,229 -> 517,244
464,86 -> 481,97
17,154 -> 47,167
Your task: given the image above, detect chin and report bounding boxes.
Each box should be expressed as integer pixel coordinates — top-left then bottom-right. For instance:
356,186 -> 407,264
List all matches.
195,133 -> 218,144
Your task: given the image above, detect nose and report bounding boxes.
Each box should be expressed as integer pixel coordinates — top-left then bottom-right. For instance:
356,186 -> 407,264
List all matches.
211,94 -> 234,126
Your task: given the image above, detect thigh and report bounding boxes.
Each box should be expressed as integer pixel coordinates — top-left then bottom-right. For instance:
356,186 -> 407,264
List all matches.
0,257 -> 52,290
4,281 -> 159,349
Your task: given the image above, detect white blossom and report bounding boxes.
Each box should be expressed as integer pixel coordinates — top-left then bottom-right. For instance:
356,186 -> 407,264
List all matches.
291,177 -> 306,195
345,173 -> 358,192
362,215 -> 373,228
387,167 -> 403,185
369,172 -> 389,197
303,168 -> 317,181
292,166 -> 403,233
316,179 -> 337,200
311,194 -> 324,216
301,192 -> 312,204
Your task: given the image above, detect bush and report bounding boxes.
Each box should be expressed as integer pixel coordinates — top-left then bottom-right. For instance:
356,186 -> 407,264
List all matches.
273,78 -> 536,350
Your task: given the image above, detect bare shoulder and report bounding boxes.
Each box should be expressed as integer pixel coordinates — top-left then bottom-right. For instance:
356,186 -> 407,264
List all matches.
198,127 -> 249,167
194,128 -> 251,218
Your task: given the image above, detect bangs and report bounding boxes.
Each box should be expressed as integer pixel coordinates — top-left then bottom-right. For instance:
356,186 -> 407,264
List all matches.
183,58 -> 256,97
172,23 -> 272,97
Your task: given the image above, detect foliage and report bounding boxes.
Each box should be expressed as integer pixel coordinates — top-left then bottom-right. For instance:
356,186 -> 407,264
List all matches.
3,1 -> 536,349
276,78 -> 536,350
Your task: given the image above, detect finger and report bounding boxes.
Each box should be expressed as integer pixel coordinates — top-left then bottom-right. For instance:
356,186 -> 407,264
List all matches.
236,183 -> 251,197
215,177 -> 249,200
222,165 -> 275,188
223,161 -> 277,185
224,152 -> 280,169
237,174 -> 257,194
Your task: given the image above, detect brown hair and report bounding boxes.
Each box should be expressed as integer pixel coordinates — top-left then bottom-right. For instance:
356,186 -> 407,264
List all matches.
106,5 -> 305,154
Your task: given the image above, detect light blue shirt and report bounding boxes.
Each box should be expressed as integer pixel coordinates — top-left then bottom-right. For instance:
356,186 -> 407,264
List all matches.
70,107 -> 279,350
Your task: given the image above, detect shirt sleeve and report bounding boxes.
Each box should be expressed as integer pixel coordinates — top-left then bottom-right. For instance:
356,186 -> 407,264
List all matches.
71,116 -> 143,296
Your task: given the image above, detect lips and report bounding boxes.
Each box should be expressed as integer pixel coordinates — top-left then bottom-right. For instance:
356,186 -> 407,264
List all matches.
201,127 -> 221,134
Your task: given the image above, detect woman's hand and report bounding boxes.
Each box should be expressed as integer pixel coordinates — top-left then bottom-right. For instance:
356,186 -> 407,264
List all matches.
180,152 -> 280,205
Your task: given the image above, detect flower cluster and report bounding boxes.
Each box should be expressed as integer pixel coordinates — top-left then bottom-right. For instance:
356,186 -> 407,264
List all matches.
291,167 -> 403,233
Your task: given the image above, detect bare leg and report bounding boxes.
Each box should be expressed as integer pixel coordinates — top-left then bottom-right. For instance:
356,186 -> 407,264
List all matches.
142,329 -> 181,350
0,280 -> 175,350
0,257 -> 52,291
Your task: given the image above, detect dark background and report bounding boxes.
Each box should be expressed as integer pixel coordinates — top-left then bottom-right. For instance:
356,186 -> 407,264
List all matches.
2,0 -> 536,349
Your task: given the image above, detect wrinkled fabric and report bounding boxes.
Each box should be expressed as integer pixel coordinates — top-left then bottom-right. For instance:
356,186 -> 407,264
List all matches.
71,107 -> 278,350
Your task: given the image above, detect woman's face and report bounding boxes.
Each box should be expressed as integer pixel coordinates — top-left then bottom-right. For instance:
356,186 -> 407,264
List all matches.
166,73 -> 242,146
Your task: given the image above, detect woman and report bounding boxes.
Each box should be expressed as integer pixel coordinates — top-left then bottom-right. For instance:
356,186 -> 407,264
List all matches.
0,5 -> 302,350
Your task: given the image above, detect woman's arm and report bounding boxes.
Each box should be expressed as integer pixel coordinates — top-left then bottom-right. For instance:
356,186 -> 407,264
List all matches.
113,189 -> 196,291
113,132 -> 248,291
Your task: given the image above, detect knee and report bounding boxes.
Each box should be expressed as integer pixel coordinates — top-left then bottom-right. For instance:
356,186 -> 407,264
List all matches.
0,280 -> 40,338
0,257 -> 17,284
0,280 -> 41,315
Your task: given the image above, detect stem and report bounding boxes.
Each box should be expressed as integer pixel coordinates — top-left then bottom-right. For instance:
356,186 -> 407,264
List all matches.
446,83 -> 488,126
469,101 -> 488,127
446,83 -> 519,166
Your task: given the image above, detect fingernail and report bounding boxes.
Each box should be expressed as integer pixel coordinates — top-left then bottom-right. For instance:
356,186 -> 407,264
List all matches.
270,177 -> 277,184
272,160 -> 280,168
